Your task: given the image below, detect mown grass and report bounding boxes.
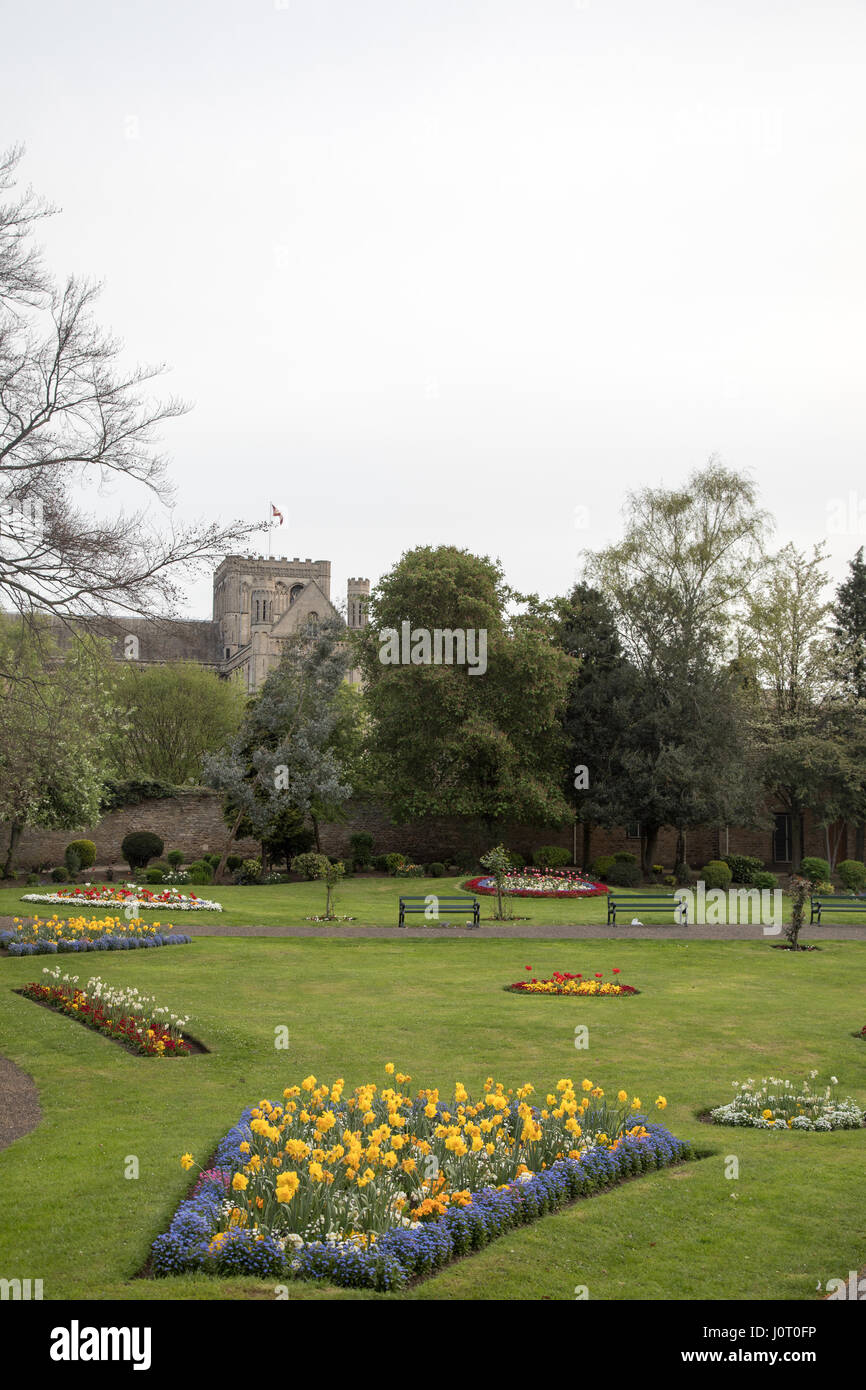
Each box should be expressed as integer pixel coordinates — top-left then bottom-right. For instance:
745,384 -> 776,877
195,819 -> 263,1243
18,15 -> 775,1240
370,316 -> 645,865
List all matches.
3,876 -> 866,928
0,936 -> 864,1300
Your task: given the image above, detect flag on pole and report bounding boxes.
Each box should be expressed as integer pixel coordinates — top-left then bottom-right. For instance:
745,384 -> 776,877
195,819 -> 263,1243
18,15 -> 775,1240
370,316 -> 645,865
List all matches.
271,503 -> 284,525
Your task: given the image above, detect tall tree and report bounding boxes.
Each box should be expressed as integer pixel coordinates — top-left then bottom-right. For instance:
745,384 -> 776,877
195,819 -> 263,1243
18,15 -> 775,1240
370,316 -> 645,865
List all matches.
741,544 -> 840,872
107,661 -> 247,784
0,617 -> 114,874
355,546 -> 574,832
583,461 -> 767,871
551,584 -> 639,868
830,547 -> 866,857
203,616 -> 352,881
0,145 -> 258,669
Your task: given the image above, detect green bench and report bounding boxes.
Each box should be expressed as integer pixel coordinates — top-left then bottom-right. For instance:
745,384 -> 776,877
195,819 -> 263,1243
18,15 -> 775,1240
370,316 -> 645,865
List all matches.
810,894 -> 866,924
398,894 -> 480,928
607,893 -> 687,925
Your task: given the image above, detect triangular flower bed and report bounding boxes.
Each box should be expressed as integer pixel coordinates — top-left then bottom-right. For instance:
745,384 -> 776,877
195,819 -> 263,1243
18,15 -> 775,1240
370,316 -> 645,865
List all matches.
150,1073 -> 693,1292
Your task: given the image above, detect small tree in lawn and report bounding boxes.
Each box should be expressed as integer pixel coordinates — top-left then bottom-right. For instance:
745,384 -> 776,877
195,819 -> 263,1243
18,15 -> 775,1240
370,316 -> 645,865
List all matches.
480,844 -> 514,921
313,858 -> 345,919
785,876 -> 810,951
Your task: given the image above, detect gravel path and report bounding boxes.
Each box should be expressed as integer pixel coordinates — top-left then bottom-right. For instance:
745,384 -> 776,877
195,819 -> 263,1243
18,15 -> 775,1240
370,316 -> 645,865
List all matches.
3,914 -> 865,941
0,1054 -> 41,1151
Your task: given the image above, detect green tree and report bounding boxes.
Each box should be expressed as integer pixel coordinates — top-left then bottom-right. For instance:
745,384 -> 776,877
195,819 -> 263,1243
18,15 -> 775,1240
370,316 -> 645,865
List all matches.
108,661 -> 246,784
203,617 -> 352,881
355,546 -> 574,833
830,547 -> 866,858
741,544 -> 841,872
0,617 -> 114,874
583,462 -> 767,871
551,584 -> 640,869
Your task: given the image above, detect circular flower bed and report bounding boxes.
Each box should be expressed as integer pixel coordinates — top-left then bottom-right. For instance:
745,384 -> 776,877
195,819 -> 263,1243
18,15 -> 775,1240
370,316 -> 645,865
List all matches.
507,968 -> 637,996
709,1074 -> 864,1130
21,883 -> 222,912
463,869 -> 608,898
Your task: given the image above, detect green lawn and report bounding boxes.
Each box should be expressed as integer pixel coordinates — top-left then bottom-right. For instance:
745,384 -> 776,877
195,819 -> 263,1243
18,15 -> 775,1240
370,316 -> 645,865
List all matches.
0,935 -> 864,1300
4,876 -> 866,928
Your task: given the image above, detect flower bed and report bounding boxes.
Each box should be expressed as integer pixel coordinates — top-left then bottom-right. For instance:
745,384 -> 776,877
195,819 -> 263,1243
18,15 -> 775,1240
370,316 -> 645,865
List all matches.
462,870 -> 608,898
0,914 -> 191,955
21,883 -> 222,912
151,1069 -> 688,1290
20,967 -> 192,1056
709,1074 -> 864,1130
507,968 -> 637,996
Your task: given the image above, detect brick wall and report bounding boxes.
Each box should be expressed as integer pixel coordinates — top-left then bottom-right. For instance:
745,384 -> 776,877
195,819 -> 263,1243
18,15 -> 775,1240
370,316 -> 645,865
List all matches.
2,791 -> 847,872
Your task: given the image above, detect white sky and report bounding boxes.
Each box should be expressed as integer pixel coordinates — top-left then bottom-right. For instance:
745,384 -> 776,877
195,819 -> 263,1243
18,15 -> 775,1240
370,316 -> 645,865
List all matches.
5,0 -> 866,617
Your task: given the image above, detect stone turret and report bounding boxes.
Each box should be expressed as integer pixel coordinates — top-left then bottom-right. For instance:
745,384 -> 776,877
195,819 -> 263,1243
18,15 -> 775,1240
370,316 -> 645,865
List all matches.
346,577 -> 370,630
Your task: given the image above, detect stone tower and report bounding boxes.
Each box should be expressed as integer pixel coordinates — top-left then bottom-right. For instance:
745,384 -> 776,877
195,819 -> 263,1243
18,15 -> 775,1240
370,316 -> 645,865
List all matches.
213,554 -> 334,691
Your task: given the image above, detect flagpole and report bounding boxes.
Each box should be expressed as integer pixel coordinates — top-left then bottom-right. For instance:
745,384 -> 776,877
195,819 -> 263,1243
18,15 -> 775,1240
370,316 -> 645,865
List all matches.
267,502 -> 272,558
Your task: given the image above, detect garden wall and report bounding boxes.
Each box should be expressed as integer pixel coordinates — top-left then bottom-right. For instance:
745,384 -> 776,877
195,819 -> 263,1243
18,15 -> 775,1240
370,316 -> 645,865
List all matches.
1,790 -> 844,872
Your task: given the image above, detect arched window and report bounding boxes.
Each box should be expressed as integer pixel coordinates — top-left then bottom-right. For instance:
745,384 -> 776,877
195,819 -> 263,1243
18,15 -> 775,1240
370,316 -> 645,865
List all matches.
289,583 -> 304,606
306,611 -> 319,636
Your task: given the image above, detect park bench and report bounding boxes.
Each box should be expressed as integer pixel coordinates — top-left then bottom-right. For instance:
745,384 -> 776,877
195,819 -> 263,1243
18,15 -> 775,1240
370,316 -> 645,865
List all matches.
398,894 -> 480,928
809,894 -> 866,924
607,892 -> 687,926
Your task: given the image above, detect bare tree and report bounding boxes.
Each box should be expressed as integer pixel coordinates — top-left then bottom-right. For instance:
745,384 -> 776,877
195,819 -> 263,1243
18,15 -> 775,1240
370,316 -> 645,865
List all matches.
0,145 -> 260,665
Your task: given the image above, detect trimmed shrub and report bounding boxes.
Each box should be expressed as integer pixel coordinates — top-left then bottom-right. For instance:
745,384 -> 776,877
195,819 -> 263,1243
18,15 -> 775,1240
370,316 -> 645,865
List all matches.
800,857 -> 831,886
591,855 -> 616,881
186,859 -> 214,885
234,859 -> 262,885
605,862 -> 642,888
751,870 -> 778,891
51,867 -> 66,882
371,854 -> 390,873
699,860 -> 733,890
348,832 -> 374,869
121,832 -> 165,871
532,845 -> 571,870
145,867 -> 166,884
65,839 -> 96,871
675,862 -> 695,886
721,854 -> 764,885
226,855 -> 244,874
166,850 -> 185,867
25,873 -> 39,885
427,862 -> 448,878
291,852 -> 331,881
836,859 -> 866,893
612,851 -> 637,865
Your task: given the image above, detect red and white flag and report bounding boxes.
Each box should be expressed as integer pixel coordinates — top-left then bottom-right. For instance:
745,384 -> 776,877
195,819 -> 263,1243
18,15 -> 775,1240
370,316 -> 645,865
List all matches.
271,503 -> 284,525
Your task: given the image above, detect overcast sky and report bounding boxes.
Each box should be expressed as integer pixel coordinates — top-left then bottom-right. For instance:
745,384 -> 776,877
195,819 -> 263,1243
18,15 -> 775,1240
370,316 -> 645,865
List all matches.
6,0 -> 866,617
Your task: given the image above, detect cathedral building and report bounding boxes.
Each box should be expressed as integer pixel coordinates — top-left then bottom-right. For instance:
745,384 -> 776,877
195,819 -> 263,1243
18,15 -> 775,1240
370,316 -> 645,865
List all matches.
51,555 -> 370,692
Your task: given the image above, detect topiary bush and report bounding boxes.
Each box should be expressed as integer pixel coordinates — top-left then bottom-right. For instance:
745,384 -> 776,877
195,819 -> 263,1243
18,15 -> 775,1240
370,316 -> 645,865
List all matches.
800,856 -> 831,886
65,839 -> 96,871
699,860 -> 733,890
612,851 -> 637,864
121,832 -> 165,871
51,866 -> 67,882
722,854 -> 764,885
185,859 -> 214,885
751,870 -> 778,891
348,832 -> 374,869
532,845 -> 571,870
166,849 -> 185,867
591,855 -> 615,881
144,867 -> 166,883
836,859 -> 866,893
291,852 -> 331,881
605,861 -> 642,888
226,855 -> 244,874
427,862 -> 448,878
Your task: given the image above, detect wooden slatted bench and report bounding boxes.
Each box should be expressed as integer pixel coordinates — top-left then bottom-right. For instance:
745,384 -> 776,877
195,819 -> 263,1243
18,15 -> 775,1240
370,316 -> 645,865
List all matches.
607,893 -> 687,925
398,894 -> 480,928
810,894 -> 866,924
